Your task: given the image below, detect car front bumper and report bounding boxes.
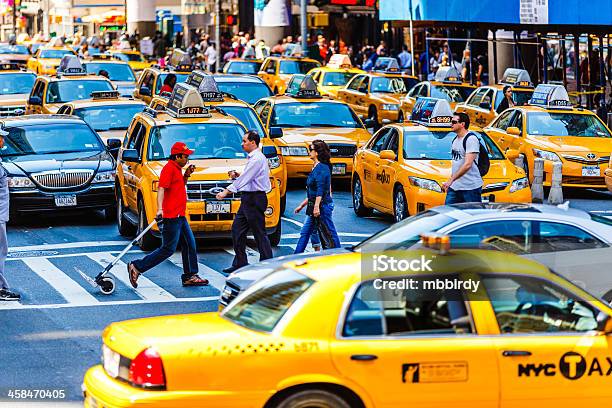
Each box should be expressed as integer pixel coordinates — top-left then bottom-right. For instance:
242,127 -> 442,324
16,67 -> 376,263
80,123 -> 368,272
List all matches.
9,184 -> 114,215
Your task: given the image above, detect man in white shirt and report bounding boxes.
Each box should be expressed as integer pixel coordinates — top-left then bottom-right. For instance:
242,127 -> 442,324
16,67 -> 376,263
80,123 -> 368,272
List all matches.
204,42 -> 217,72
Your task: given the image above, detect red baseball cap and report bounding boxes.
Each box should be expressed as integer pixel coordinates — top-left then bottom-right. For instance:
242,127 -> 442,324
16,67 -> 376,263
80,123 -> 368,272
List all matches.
171,142 -> 194,156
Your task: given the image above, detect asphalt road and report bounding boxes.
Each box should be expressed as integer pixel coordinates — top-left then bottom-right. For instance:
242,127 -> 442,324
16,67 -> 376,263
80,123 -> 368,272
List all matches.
1,183 -> 611,405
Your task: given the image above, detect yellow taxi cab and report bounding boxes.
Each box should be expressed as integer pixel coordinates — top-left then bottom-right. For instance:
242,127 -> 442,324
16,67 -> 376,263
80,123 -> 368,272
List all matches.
115,81 -> 282,250
483,84 -> 612,189
307,54 -> 364,99
149,70 -> 288,211
352,98 -> 531,221
109,49 -> 152,72
455,68 -> 535,128
336,57 -> 418,128
83,232 -> 612,408
258,55 -> 321,94
25,55 -> 114,114
0,43 -> 32,65
222,57 -> 263,75
399,66 -> 476,122
56,90 -> 146,144
0,62 -> 36,116
133,51 -> 193,104
254,74 -> 371,180
26,45 -> 77,75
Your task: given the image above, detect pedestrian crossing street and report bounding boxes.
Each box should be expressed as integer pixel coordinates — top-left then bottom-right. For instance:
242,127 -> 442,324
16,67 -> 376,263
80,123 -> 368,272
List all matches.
0,230 -> 368,310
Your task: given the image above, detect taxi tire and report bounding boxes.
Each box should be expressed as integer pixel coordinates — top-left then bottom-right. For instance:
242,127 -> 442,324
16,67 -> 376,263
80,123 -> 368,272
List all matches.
352,176 -> 372,217
116,186 -> 136,237
137,199 -> 158,251
393,186 -> 409,223
274,389 -> 351,408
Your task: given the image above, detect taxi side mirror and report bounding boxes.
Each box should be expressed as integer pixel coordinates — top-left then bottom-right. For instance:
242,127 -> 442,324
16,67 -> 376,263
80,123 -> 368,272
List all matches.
505,149 -> 520,161
379,149 -> 396,161
479,101 -> 492,110
139,86 -> 151,97
597,312 -> 612,333
107,138 -> 122,150
28,96 -> 42,106
507,126 -> 521,136
269,127 -> 283,139
121,149 -> 140,163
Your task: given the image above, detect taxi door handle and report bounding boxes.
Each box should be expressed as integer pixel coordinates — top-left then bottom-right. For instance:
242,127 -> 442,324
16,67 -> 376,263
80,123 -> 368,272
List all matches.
351,354 -> 378,361
502,350 -> 532,357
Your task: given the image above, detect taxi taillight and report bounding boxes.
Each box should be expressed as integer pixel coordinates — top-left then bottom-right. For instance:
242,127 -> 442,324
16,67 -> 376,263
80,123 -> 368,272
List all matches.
420,233 -> 450,254
128,348 -> 166,390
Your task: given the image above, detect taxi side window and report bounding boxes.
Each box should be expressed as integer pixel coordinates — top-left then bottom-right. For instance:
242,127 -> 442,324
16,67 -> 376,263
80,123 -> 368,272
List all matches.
357,77 -> 369,93
255,102 -> 272,125
31,80 -> 44,99
419,84 -> 429,97
467,88 -> 488,107
347,75 -> 363,91
492,109 -> 515,131
386,130 -> 399,158
140,72 -> 154,91
407,83 -> 421,97
126,121 -> 146,155
509,111 -> 523,132
266,60 -> 277,74
481,275 -> 601,334
342,278 -> 474,337
369,128 -> 393,153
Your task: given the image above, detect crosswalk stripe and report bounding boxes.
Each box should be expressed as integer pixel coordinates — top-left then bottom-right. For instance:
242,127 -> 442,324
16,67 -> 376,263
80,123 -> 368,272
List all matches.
21,258 -> 99,305
0,296 -> 219,311
87,253 -> 175,302
6,249 -> 145,262
167,253 -> 226,290
9,241 -> 129,253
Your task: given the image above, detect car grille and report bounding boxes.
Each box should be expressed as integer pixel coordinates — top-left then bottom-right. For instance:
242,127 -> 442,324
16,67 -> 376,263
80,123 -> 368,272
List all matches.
482,182 -> 509,193
187,181 -> 240,201
31,170 -> 94,189
220,281 -> 241,305
0,105 -> 25,117
328,144 -> 357,158
562,154 -> 609,164
562,176 -> 606,186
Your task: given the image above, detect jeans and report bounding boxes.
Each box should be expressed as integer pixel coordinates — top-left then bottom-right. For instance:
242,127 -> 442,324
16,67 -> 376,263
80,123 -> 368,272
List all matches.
133,216 -> 198,281
445,187 -> 483,205
0,222 -> 8,289
294,202 -> 340,254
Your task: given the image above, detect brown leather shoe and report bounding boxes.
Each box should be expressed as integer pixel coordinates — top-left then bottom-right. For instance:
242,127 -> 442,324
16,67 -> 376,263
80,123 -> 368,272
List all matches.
182,275 -> 209,287
128,262 -> 140,288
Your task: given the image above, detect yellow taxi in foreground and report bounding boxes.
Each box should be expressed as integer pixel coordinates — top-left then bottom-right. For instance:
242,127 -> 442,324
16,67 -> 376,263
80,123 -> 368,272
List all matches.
307,54 -> 364,99
26,45 -> 76,75
115,81 -> 282,250
25,55 -> 114,114
109,49 -> 152,72
399,66 -> 476,122
455,68 -> 535,128
83,235 -> 612,408
483,84 -> 612,189
0,63 -> 36,116
254,74 -> 371,179
336,58 -> 418,127
57,91 -> 146,144
353,98 -> 531,221
258,55 -> 321,94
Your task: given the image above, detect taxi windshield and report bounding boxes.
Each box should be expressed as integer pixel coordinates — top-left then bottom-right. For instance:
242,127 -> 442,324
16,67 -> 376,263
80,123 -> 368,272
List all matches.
270,102 -> 361,128
370,77 -> 411,94
0,44 -> 29,55
39,49 -> 73,59
527,112 -> 612,137
320,72 -> 356,86
0,72 -> 35,95
147,123 -> 247,160
431,85 -> 473,102
155,73 -> 189,94
354,210 -> 457,251
113,52 -> 145,62
84,62 -> 136,82
225,61 -> 262,74
74,104 -> 145,131
1,123 -> 103,157
223,268 -> 314,333
46,80 -> 114,104
216,81 -> 273,105
403,130 -> 504,160
221,106 -> 266,136
279,60 -> 320,74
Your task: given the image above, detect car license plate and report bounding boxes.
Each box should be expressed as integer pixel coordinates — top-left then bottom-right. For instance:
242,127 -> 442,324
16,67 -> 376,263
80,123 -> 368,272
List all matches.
582,166 -> 601,177
102,345 -> 120,378
205,200 -> 231,214
54,195 -> 77,207
332,164 -> 346,175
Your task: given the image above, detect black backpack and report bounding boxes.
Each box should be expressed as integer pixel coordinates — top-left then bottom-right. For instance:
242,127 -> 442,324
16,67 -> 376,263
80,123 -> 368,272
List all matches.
455,132 -> 490,177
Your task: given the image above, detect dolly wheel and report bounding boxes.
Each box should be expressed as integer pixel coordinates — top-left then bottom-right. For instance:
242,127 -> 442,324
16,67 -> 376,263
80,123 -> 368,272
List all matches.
99,277 -> 116,295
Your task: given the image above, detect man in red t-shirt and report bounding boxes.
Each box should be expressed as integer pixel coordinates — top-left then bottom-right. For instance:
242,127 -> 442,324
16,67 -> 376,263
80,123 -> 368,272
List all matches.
128,142 -> 208,288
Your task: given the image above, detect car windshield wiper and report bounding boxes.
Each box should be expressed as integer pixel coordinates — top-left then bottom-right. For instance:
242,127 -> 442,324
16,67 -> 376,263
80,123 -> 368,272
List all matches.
309,123 -> 341,128
275,123 -> 303,128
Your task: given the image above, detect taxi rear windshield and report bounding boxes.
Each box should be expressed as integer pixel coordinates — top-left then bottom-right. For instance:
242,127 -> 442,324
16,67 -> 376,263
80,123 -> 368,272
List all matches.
0,72 -> 35,95
39,49 -> 74,59
431,85 -> 473,102
216,82 -> 273,105
370,77 -> 414,94
223,268 -> 314,333
148,123 -> 247,160
84,62 -> 136,82
74,104 -> 145,131
155,73 -> 189,94
221,106 -> 266,136
321,72 -> 356,86
270,102 -> 361,128
279,60 -> 320,74
0,45 -> 29,55
225,61 -> 262,74
46,80 -> 114,104
403,130 -> 504,160
527,112 -> 611,137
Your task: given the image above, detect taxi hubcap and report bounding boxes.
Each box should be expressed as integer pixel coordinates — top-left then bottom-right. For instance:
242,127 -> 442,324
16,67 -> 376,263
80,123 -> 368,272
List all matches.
353,180 -> 362,208
395,192 -> 405,222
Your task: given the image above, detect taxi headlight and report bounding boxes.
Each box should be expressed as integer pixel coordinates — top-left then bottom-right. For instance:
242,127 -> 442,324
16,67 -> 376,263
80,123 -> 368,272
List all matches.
510,177 -> 529,193
264,206 -> 274,216
8,176 -> 35,188
532,148 -> 561,162
381,104 -> 399,111
408,176 -> 442,193
280,146 -> 309,156
92,170 -> 116,184
267,156 -> 281,169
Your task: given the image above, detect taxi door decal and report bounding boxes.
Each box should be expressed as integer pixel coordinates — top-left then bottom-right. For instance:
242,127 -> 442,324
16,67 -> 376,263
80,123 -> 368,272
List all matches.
402,361 -> 469,383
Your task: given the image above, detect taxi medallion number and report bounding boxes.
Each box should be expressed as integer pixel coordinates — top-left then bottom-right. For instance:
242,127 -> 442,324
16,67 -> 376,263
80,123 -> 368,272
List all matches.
206,200 -> 231,214
332,164 -> 346,175
55,195 -> 77,207
582,166 -> 600,177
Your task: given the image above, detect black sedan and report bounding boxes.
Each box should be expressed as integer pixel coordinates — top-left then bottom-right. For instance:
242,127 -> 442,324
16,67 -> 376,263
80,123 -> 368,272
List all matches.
0,115 -> 121,221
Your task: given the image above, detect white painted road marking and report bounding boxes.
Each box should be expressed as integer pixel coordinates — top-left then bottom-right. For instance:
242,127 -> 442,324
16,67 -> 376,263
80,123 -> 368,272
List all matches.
9,240 -> 129,253
0,296 -> 219,311
168,253 -> 226,290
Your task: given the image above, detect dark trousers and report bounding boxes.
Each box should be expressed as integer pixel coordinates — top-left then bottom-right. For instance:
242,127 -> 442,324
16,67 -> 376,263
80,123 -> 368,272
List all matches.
445,187 -> 483,205
231,191 -> 273,268
133,216 -> 198,281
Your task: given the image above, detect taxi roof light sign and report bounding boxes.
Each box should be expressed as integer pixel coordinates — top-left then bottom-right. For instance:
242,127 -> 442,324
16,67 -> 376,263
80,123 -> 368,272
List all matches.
501,68 -> 533,88
0,62 -> 21,71
326,54 -> 353,69
186,70 -> 224,102
434,66 -> 462,83
529,84 -> 572,109
57,55 -> 86,76
410,97 -> 454,126
90,90 -> 120,99
373,57 -> 400,73
166,83 -> 211,118
285,74 -> 320,98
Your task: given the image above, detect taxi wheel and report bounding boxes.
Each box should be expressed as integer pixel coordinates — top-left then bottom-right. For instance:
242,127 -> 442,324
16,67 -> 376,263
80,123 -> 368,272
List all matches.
275,389 -> 352,408
116,186 -> 136,237
393,187 -> 409,223
352,176 -> 372,217
268,223 -> 282,247
137,199 -> 158,251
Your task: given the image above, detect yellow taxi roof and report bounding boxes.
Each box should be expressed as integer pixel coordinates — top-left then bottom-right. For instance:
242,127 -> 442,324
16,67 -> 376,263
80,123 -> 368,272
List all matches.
141,109 -> 243,127
316,66 -> 364,74
429,81 -> 476,88
111,50 -> 140,55
267,56 -> 319,63
369,71 -> 417,80
229,58 -> 263,63
42,74 -> 112,83
515,104 -> 594,116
